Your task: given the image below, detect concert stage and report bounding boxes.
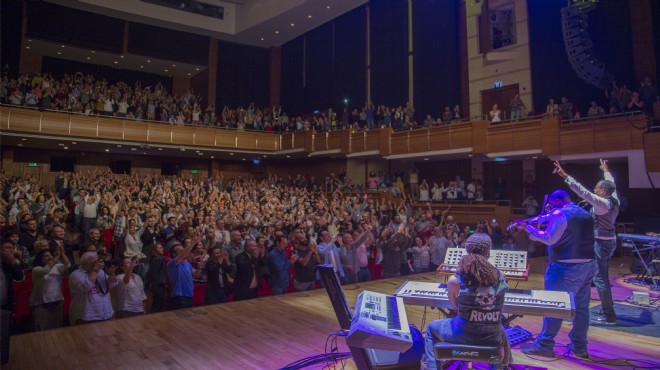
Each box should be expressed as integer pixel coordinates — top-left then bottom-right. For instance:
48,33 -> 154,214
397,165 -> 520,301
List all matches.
4,256 -> 658,370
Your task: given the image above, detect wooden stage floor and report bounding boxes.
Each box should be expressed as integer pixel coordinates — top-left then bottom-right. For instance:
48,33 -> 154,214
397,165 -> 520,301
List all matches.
4,256 -> 659,370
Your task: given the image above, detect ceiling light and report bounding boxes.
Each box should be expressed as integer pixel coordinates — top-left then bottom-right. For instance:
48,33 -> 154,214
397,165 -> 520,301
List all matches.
91,50 -> 96,53
86,57 -> 91,60
105,149 -> 110,152
532,156 -> 538,159
140,66 -> 144,68
25,46 -> 30,50
260,37 -> 264,41
60,45 -> 65,48
198,152 -> 203,155
120,55 -> 124,58
57,52 -> 62,55
58,143 -> 64,146
27,39 -> 32,42
468,154 -> 473,157
147,60 -> 151,63
172,64 -> 176,67
195,68 -> 199,71
211,156 -> 214,159
242,158 -> 246,161
131,148 -> 137,151
164,69 -> 168,72
158,148 -> 163,151
71,142 -> 76,144
424,157 -> 429,161
21,138 -> 27,141
117,145 -> 122,148
187,73 -> 191,76
17,143 -> 22,147
63,147 -> 68,150
286,155 -> 290,158
326,5 -> 330,9
263,155 -> 267,158
290,23 -> 295,27
308,15 -> 312,19
275,30 -> 279,34
114,61 -> 118,64
229,153 -> 234,156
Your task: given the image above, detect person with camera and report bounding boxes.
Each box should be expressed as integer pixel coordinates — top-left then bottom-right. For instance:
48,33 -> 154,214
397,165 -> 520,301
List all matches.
69,251 -> 118,325
115,256 -> 146,318
422,233 -> 511,370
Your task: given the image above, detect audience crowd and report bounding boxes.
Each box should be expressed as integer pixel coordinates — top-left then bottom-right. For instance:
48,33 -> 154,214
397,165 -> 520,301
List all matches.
6,70 -> 653,136
0,166 -> 533,332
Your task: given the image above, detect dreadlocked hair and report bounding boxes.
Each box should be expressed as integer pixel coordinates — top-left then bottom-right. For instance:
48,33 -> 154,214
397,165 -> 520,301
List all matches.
456,233 -> 499,286
457,254 -> 499,286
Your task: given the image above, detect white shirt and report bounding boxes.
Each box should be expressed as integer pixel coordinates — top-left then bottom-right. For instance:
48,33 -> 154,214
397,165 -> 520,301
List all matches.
69,268 -> 117,324
115,274 -> 146,313
30,263 -> 70,306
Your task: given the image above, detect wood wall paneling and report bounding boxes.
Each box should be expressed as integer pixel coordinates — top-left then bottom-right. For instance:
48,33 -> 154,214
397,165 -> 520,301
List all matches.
540,116 -> 560,156
122,121 -> 149,142
69,115 -> 99,138
192,127 -> 217,147
171,126 -> 195,145
643,132 -> 660,172
39,112 -> 69,136
471,120 -> 489,154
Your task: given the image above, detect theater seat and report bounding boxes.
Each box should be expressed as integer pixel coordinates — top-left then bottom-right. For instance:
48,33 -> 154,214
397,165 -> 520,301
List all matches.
192,284 -> 206,306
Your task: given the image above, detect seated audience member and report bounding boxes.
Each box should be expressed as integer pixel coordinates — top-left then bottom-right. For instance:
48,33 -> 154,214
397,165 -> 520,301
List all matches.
204,247 -> 232,304
30,245 -> 70,330
69,252 -> 119,325
115,257 -> 147,318
166,240 -> 203,310
423,233 -> 511,370
234,239 -> 268,300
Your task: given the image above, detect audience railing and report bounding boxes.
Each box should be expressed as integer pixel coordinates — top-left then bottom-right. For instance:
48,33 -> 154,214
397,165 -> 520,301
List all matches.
0,105 -> 653,160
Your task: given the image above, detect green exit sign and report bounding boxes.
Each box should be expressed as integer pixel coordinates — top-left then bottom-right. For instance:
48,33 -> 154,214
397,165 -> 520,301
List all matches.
28,163 -> 38,167
190,170 -> 198,174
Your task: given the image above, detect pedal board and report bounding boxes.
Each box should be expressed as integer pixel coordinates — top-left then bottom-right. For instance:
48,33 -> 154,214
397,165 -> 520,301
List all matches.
504,325 -> 532,346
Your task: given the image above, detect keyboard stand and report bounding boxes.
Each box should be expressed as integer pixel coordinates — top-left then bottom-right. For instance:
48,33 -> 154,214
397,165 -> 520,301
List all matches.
629,240 -> 660,291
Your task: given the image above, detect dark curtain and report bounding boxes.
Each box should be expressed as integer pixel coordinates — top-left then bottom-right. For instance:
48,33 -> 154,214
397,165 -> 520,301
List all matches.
42,57 -> 172,91
370,0 -> 408,109
26,2 -> 124,53
281,6 -> 366,116
128,22 -> 209,65
529,0 -> 635,115
1,0 -> 22,79
412,0 -> 461,121
215,42 -> 269,108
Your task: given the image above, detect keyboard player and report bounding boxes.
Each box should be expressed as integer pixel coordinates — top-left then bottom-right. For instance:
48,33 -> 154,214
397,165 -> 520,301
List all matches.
518,190 -> 598,359
422,233 -> 511,370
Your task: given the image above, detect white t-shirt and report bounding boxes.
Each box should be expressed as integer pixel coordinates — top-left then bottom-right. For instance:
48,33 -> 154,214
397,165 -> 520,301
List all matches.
116,274 -> 146,313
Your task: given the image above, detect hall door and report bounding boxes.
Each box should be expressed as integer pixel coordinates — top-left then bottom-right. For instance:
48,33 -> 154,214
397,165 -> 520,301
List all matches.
481,83 -> 519,120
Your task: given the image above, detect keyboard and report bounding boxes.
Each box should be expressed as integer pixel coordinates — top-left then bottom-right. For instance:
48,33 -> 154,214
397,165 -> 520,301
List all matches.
618,233 -> 660,246
438,249 -> 529,280
347,290 -> 413,352
394,281 -> 574,320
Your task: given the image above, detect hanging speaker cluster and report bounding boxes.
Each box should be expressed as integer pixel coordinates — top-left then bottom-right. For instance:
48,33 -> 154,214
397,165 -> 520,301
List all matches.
561,5 -> 614,90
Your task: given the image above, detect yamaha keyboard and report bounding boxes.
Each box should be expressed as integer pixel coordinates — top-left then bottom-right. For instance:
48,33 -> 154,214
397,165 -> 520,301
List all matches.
347,291 -> 413,352
394,281 -> 575,320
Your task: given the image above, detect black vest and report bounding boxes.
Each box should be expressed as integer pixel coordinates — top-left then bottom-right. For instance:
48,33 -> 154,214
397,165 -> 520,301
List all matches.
593,195 -> 619,239
550,204 -> 595,261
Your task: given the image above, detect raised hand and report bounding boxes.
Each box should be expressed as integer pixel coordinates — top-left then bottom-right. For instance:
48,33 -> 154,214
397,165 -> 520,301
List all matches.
552,161 -> 568,179
599,158 -> 609,173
